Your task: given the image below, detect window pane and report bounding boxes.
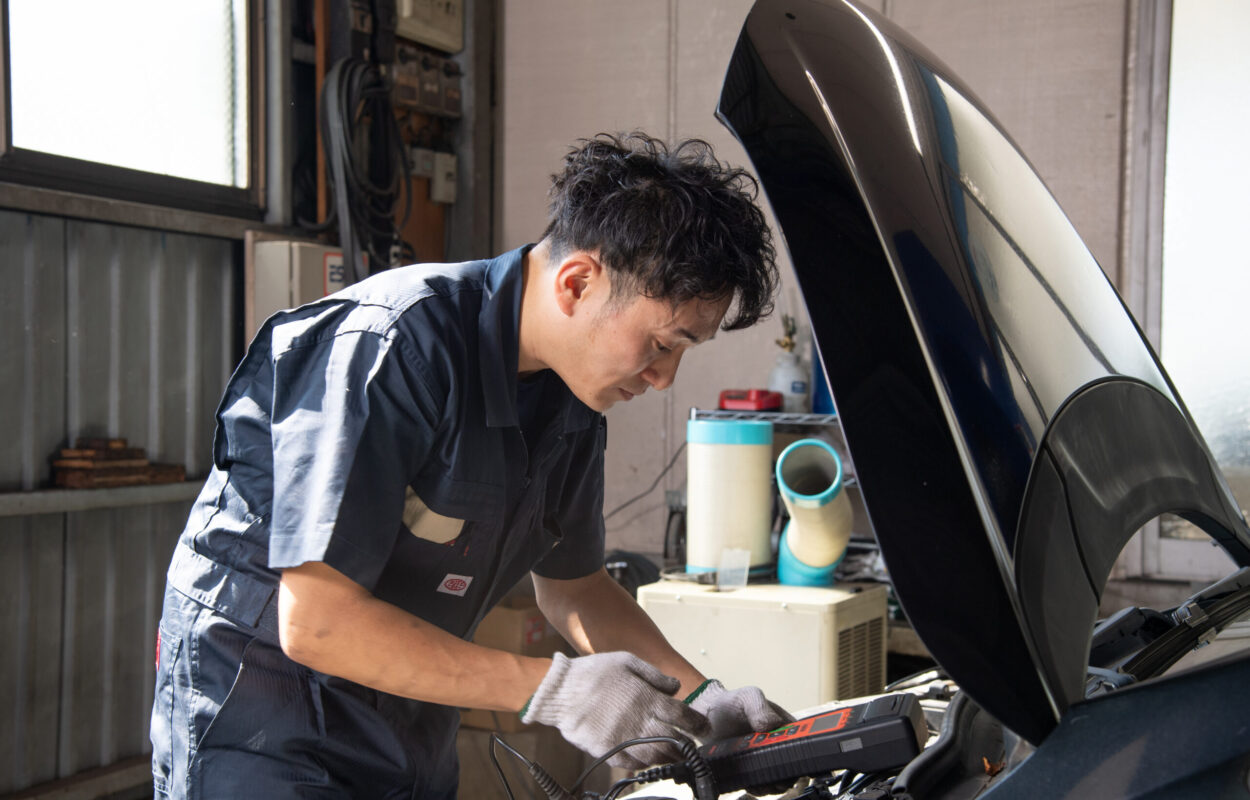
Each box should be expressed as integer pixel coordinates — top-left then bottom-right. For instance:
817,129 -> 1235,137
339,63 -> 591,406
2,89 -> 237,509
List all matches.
1162,0 -> 1250,530
8,0 -> 249,188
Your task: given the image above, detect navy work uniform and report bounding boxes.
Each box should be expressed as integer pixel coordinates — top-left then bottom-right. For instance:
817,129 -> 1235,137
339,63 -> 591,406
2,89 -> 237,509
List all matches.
150,246 -> 607,798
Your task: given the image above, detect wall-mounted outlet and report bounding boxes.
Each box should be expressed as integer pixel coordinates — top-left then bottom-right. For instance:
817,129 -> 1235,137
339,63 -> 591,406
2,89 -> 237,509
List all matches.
410,146 -> 436,177
430,151 -> 457,204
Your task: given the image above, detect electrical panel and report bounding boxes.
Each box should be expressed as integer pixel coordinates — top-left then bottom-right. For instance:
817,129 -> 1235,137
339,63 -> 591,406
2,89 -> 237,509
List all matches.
247,241 -> 349,341
292,0 -> 463,271
396,0 -> 464,55
393,43 -> 462,118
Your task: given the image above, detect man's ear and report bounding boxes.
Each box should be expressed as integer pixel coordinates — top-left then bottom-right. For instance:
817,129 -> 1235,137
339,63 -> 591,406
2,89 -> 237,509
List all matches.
553,251 -> 604,317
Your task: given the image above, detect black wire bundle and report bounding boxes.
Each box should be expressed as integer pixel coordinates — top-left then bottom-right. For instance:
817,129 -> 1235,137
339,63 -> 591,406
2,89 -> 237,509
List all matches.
488,732 -> 718,800
306,56 -> 414,283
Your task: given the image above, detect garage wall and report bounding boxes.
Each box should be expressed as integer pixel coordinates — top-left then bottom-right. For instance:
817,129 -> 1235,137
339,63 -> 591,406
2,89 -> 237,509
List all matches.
497,1 -> 1132,555
0,211 -> 238,793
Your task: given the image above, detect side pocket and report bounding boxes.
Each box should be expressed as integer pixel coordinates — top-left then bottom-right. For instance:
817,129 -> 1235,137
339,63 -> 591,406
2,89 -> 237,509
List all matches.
150,623 -> 181,795
196,637 -> 321,763
195,637 -> 260,751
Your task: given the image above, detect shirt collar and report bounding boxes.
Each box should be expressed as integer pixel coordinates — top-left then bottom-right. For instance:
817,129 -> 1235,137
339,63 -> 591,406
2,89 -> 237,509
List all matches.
478,245 -> 597,434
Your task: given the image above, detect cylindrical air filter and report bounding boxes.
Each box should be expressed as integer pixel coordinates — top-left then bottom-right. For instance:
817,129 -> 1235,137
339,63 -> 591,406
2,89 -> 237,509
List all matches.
685,419 -> 774,573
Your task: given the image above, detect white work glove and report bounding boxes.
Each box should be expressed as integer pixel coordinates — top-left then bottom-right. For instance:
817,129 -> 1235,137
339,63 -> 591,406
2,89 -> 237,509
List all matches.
685,679 -> 793,742
521,652 -> 710,770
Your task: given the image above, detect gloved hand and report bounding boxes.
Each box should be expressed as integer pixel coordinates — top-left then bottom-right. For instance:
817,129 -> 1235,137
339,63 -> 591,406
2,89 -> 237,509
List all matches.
685,679 -> 793,742
521,652 -> 710,769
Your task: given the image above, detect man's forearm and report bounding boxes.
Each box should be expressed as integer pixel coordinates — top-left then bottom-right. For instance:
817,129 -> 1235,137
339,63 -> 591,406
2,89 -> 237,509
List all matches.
534,568 -> 705,696
279,560 -> 550,711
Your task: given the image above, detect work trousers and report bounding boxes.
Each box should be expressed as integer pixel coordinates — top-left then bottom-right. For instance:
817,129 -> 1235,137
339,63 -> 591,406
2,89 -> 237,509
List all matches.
151,548 -> 459,798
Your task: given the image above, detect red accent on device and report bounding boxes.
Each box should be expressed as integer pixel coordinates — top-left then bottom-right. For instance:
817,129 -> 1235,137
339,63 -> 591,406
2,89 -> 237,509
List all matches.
719,389 -> 783,411
746,707 -> 852,749
697,694 -> 928,793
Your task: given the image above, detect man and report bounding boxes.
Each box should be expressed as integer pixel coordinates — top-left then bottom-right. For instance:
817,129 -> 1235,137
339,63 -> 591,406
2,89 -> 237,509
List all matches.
151,132 -> 786,798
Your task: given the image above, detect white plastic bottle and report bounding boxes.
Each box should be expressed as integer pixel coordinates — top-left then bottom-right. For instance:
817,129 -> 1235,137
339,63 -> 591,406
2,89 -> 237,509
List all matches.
769,350 -> 810,413
770,313 -> 810,413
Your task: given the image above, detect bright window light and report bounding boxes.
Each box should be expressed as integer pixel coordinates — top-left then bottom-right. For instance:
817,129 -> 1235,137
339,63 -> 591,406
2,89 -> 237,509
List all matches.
8,0 -> 249,188
1162,0 -> 1250,517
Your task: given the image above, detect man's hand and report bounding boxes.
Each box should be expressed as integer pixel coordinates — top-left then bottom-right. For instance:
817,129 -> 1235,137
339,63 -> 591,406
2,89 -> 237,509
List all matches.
534,569 -> 706,694
686,679 -> 793,741
521,651 -> 710,770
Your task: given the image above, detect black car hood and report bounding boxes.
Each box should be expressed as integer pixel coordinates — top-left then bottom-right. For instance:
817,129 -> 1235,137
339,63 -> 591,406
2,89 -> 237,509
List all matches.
718,0 -> 1250,744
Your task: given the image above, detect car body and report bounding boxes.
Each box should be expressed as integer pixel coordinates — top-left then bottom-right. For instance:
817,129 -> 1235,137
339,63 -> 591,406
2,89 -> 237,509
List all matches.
715,0 -> 1250,796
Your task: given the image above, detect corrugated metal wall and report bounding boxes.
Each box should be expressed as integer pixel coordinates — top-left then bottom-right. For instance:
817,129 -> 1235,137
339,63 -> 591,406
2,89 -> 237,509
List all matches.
0,209 -> 240,793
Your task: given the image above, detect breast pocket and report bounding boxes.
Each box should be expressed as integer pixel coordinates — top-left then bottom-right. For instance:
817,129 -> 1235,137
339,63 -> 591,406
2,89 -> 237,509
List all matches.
402,487 -> 466,544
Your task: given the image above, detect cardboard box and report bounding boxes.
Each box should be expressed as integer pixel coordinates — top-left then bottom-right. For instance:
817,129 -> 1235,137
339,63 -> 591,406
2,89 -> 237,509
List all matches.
461,595 -> 573,732
471,594 -> 568,658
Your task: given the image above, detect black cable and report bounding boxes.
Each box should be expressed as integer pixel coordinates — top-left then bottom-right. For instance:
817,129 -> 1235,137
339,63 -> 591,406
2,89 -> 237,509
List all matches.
604,442 -> 686,521
489,733 -> 576,800
676,737 -> 716,800
488,734 -> 521,800
569,735 -> 693,797
493,732 -> 715,800
835,769 -> 855,796
839,771 -> 888,798
574,736 -> 716,800
305,56 -> 414,283
603,776 -> 640,800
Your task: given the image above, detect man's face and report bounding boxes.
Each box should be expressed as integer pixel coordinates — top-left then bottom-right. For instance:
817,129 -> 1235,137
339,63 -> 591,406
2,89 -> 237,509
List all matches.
560,290 -> 730,413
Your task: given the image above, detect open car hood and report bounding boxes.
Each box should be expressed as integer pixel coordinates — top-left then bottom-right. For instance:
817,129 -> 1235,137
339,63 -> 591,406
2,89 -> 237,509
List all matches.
717,0 -> 1250,744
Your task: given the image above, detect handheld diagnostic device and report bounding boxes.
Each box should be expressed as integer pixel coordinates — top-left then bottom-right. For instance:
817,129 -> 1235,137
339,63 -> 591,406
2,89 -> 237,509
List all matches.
696,693 -> 928,792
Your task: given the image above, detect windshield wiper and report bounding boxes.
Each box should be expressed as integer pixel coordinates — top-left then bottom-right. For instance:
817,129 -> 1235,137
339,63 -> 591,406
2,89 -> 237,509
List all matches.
1084,568 -> 1250,694
1121,582 -> 1250,680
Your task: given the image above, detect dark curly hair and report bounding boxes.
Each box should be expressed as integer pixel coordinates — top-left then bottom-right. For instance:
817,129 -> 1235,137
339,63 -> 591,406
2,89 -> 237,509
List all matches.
542,132 -> 778,331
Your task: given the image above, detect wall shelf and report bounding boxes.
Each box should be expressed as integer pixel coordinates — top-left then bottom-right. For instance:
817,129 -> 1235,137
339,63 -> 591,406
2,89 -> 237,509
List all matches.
0,481 -> 201,518
690,408 -> 839,427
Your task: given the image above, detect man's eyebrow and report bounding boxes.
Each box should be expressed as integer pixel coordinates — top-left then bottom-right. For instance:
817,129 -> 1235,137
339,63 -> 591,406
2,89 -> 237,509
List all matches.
675,327 -> 716,344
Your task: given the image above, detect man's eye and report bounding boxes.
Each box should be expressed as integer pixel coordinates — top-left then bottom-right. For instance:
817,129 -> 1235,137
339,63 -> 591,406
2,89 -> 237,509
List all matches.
655,342 -> 672,353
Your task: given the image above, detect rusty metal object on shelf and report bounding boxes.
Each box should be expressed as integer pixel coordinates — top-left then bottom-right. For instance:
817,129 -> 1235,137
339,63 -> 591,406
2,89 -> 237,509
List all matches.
50,438 -> 186,489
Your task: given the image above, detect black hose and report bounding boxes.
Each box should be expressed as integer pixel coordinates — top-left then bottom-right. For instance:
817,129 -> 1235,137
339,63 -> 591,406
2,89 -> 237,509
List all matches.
677,738 -> 716,800
310,57 -> 414,283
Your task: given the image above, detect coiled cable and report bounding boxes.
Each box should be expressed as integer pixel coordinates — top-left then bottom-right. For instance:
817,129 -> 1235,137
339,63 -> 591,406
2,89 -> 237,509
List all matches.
304,56 -> 414,283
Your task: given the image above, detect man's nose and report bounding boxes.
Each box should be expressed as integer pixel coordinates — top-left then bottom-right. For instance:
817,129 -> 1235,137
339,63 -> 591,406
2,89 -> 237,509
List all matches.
643,350 -> 683,391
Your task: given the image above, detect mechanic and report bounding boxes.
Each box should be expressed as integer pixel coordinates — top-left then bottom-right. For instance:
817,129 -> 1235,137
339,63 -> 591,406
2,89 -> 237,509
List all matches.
150,132 -> 787,798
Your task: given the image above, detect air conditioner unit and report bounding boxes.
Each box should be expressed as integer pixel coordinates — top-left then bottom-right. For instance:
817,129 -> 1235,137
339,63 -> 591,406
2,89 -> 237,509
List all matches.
636,581 -> 888,713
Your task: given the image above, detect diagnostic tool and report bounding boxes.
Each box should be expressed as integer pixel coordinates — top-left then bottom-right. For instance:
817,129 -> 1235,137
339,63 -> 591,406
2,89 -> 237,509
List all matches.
696,693 -> 928,792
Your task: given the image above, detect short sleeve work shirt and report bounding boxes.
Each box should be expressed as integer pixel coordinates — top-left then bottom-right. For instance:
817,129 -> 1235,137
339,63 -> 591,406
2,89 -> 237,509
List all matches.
184,244 -> 606,639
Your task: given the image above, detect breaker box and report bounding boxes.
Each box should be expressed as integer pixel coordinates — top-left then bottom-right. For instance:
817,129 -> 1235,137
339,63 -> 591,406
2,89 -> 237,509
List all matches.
246,240 -> 349,342
396,0 -> 464,54
637,581 -> 888,714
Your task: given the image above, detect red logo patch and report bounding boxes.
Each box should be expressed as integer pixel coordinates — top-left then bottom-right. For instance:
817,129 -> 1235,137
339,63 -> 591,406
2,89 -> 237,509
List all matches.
437,573 -> 473,596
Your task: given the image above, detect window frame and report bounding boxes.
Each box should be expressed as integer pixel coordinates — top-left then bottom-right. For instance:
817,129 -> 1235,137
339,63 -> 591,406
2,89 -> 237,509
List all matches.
0,0 -> 266,220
